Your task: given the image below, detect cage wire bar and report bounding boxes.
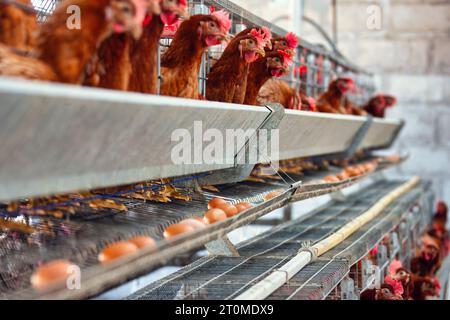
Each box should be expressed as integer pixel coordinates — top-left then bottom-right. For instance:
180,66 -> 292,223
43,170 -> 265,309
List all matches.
33,0 -> 375,106
126,180 -> 429,301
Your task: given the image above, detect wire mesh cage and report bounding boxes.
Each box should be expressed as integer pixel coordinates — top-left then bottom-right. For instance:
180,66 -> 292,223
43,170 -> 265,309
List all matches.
125,180 -> 425,301
28,0 -> 375,106
31,0 -> 61,22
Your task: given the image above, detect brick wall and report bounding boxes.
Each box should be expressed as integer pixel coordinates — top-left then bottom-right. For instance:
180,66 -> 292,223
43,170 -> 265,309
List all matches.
232,0 -> 450,207
336,0 -> 450,206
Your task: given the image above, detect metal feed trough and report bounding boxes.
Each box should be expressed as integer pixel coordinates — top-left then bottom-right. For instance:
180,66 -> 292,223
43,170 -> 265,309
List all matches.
0,0 -> 411,301
0,0 -> 404,202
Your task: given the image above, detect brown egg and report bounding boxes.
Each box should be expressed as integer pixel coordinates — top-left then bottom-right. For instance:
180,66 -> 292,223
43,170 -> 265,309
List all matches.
336,172 -> 349,181
214,203 -> 238,217
356,165 -> 366,174
128,236 -> 157,250
324,175 -> 340,183
203,208 -> 228,224
208,198 -> 228,209
235,202 -> 253,213
264,190 -> 283,201
164,223 -> 195,240
385,155 -> 401,162
179,218 -> 206,230
98,242 -> 139,264
345,167 -> 361,177
31,260 -> 76,292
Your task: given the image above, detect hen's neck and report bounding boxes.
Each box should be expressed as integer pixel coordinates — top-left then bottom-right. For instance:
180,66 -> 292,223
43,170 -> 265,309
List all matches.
141,16 -> 164,46
323,86 -> 344,104
162,34 -> 206,74
127,16 -> 164,94
245,60 -> 271,105
216,42 -> 249,78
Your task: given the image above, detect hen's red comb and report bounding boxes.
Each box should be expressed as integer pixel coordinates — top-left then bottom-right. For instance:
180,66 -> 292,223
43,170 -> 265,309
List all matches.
339,76 -> 354,83
277,50 -> 293,68
384,276 -> 404,296
294,65 -> 307,76
261,26 -> 272,43
250,27 -> 272,48
179,0 -> 188,7
285,32 -> 298,49
212,9 -> 232,33
388,259 -> 403,276
250,28 -> 264,47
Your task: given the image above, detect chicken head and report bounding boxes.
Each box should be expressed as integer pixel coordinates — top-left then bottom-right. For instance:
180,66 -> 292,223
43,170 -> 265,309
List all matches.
198,10 -> 232,47
106,0 -> 148,39
239,29 -> 269,63
383,94 -> 397,108
266,50 -> 292,77
160,0 -> 188,25
336,77 -> 356,94
272,32 -> 298,56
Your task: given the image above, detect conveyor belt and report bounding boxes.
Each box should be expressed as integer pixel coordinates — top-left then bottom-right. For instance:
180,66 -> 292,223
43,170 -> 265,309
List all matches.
126,179 -> 422,300
0,160 -> 402,300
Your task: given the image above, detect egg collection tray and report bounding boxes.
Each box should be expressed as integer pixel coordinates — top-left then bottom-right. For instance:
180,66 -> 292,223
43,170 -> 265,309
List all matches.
0,157 -> 401,300
126,180 -> 424,300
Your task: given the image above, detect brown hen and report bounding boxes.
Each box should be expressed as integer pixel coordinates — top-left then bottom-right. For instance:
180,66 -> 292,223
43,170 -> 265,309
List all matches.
160,10 -> 231,99
244,50 -> 292,106
206,28 -> 268,104
0,0 -> 37,52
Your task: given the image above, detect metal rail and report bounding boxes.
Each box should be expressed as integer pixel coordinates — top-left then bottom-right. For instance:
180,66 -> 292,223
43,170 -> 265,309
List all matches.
125,180 -> 424,300
1,160 -> 403,300
0,78 -> 403,202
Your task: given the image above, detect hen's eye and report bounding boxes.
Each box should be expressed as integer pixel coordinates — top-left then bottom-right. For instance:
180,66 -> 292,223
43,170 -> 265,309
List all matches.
209,22 -> 216,28
274,57 -> 281,63
282,41 -> 287,46
249,40 -> 254,45
121,5 -> 132,13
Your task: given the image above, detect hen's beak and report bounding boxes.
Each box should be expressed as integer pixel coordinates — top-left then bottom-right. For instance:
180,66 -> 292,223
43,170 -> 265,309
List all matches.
131,24 -> 144,40
286,48 -> 295,56
218,33 -> 231,42
256,47 -> 266,57
265,41 -> 273,50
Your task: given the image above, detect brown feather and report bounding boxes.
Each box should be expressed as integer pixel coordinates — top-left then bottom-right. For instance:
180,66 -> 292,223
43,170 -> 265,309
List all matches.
128,16 -> 164,94
316,80 -> 346,114
0,43 -> 57,81
244,51 -> 284,106
0,0 -> 37,52
37,0 -> 113,84
257,79 -> 295,107
206,34 -> 253,104
84,33 -> 132,90
160,15 -> 214,99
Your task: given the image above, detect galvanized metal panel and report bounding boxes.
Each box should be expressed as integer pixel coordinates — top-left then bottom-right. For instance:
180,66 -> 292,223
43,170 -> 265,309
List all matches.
277,110 -> 367,161
0,78 -> 270,201
360,118 -> 403,150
